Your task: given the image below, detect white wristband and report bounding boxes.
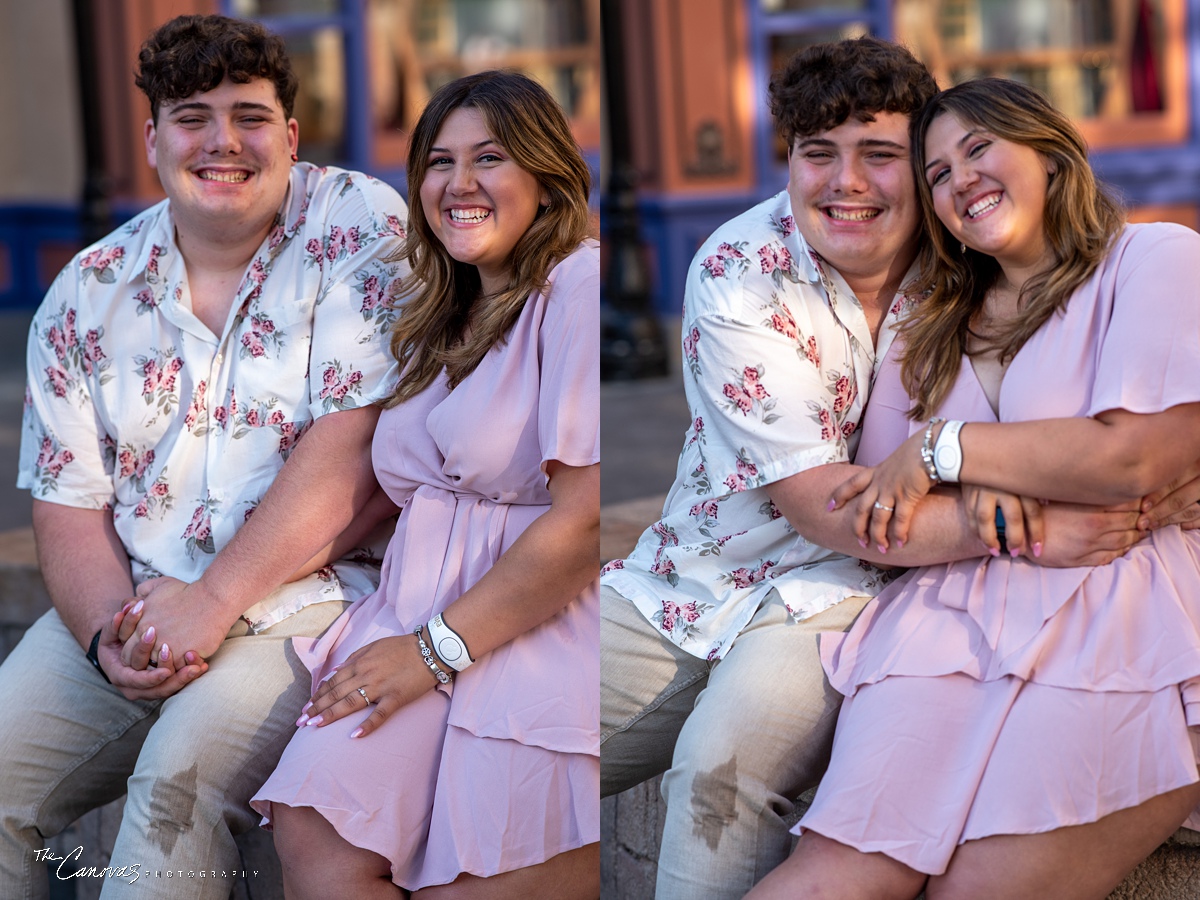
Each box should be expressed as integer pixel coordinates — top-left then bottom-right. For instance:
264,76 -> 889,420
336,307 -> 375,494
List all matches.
933,420 -> 966,483
427,613 -> 474,672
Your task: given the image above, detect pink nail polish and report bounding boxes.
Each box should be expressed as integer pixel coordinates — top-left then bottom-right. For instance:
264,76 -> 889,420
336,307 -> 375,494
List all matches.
161,643 -> 170,659
827,499 -> 836,512
350,728 -> 363,739
858,538 -> 868,549
295,715 -> 309,727
142,626 -> 155,643
877,544 -> 887,555
307,715 -> 323,727
121,601 -> 133,614
302,701 -> 312,713
1009,548 -> 1021,558
1033,542 -> 1043,558
989,547 -> 1000,557
896,539 -> 905,549
131,600 -> 144,615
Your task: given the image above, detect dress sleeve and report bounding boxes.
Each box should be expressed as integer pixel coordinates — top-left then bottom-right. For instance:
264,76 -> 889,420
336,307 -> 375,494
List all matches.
307,175 -> 409,420
17,268 -> 115,509
684,260 -> 855,493
854,337 -> 918,467
1088,224 -> 1200,418
538,245 -> 600,472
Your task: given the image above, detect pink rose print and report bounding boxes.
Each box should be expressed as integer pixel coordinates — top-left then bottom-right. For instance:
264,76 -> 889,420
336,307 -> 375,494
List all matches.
305,238 -> 325,269
35,435 -> 75,482
80,245 -> 125,284
267,410 -> 285,425
758,243 -> 793,276
722,365 -> 770,415
268,225 -> 287,250
779,215 -> 796,236
600,559 -> 625,574
184,380 -> 208,432
318,363 -> 365,410
44,366 -> 69,399
385,214 -> 407,238
360,274 -> 383,313
831,374 -> 856,414
182,499 -> 218,557
47,326 -> 67,363
213,406 -> 228,427
817,407 -> 835,441
151,481 -> 169,498
82,329 -> 106,376
689,499 -> 719,521
728,559 -> 775,589
650,555 -> 676,578
241,333 -> 265,358
803,336 -> 820,367
146,244 -> 165,279
683,327 -> 700,361
134,499 -> 150,518
133,288 -> 158,315
698,241 -> 749,281
246,408 -> 261,427
723,453 -> 760,493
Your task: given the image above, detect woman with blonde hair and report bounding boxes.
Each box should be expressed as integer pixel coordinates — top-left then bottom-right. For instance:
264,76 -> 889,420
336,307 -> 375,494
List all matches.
749,77 -> 1200,899
252,70 -> 599,898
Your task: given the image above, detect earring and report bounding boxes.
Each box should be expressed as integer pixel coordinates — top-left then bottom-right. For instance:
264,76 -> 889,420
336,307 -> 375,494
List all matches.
960,241 -> 967,254
291,153 -> 299,163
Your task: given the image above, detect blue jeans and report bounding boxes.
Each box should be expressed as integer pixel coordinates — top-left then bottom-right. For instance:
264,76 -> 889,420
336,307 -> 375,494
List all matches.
0,601 -> 343,900
600,584 -> 869,900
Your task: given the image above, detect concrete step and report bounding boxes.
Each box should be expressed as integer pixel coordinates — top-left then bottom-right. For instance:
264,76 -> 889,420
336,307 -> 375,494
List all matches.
601,780 -> 1200,898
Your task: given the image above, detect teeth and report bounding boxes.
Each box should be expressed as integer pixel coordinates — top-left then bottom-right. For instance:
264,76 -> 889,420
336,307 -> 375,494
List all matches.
967,193 -> 1001,217
449,209 -> 490,224
826,207 -> 879,221
200,171 -> 249,183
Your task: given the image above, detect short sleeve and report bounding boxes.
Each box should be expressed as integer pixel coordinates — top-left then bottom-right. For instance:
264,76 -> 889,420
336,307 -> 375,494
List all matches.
685,266 -> 853,492
854,337 -> 919,467
17,269 -> 115,508
538,244 -> 600,470
1089,224 -> 1200,418
307,175 -> 410,420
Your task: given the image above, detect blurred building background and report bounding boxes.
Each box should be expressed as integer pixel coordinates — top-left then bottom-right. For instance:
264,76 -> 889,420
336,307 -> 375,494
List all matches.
600,0 -> 1200,380
0,0 -> 601,312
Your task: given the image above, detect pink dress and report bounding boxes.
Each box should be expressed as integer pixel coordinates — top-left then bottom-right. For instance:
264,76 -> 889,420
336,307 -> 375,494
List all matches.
797,223 -> 1200,875
251,242 -> 600,889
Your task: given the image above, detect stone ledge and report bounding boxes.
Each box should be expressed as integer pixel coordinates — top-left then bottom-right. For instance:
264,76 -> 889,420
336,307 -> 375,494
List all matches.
601,495 -> 666,563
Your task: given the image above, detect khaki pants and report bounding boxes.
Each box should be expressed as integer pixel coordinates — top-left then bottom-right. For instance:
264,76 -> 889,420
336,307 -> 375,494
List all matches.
0,601 -> 344,900
600,584 -> 869,900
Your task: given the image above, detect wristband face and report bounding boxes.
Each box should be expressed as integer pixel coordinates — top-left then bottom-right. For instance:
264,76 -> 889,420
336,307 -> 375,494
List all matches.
428,613 -> 474,672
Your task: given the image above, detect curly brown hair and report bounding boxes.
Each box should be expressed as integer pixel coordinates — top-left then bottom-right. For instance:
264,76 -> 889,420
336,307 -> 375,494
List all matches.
134,14 -> 298,121
768,36 -> 938,148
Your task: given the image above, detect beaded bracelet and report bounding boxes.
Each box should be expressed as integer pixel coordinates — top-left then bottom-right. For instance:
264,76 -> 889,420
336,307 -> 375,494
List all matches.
921,417 -> 944,485
413,627 -> 452,684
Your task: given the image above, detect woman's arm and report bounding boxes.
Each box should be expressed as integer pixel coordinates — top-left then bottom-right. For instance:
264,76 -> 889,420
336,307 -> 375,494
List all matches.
301,459 -> 599,738
834,403 -> 1200,548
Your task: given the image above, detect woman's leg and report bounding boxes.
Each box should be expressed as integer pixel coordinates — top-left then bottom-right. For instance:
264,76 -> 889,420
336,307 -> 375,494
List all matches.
272,802 -> 404,900
927,781 -> 1200,900
413,843 -> 599,900
743,832 -> 926,900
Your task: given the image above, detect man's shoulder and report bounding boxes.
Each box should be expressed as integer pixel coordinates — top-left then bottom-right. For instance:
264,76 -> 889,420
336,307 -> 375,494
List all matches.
298,164 -> 406,215
46,200 -> 170,301
686,191 -> 820,316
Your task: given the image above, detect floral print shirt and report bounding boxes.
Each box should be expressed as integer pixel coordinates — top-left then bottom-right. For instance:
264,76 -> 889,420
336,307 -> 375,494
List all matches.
603,190 -> 912,660
18,163 -> 408,630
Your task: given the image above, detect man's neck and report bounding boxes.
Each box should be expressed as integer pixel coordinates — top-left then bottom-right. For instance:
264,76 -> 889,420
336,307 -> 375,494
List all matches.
840,268 -> 908,348
173,213 -> 273,279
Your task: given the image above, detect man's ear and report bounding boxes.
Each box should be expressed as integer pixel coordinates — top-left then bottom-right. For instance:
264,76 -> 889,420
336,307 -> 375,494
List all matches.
144,118 -> 158,169
287,118 -> 299,158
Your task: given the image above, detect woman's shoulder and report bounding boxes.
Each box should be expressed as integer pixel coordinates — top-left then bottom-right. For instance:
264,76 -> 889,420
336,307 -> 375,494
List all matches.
1111,221 -> 1200,262
546,239 -> 600,286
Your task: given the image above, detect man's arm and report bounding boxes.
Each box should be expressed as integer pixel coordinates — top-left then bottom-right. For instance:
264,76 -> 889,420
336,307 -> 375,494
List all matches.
126,404 -> 381,663
768,462 -> 1143,569
33,500 -> 202,698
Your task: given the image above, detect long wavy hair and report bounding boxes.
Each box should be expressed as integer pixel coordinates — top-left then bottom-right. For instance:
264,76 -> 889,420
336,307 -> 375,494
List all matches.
901,78 -> 1125,420
384,70 -> 592,405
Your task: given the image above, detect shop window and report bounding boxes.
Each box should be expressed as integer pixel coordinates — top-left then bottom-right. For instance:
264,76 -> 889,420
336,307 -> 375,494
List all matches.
894,0 -> 1187,148
367,0 -> 601,167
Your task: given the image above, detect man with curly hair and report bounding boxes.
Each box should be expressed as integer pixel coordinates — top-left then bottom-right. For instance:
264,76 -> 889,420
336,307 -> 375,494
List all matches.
599,36 -> 1191,899
0,14 -> 407,898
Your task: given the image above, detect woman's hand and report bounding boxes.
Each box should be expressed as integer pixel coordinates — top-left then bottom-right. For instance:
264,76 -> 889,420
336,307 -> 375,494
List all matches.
1138,459 -> 1200,531
829,429 -> 937,551
297,632 -> 441,739
961,484 -> 1045,559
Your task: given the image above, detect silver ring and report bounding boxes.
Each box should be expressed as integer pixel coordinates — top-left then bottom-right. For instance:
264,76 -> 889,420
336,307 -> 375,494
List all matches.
357,687 -> 371,705
874,501 -> 895,512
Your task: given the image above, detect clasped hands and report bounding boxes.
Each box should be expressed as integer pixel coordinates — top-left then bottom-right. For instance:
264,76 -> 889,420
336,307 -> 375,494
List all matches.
96,576 -> 229,701
829,430 -> 1200,566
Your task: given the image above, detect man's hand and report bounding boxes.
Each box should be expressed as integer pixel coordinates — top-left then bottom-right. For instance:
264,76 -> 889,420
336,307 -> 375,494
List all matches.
98,601 -> 207,701
118,577 -> 233,668
1033,500 -> 1144,568
1139,460 -> 1200,531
